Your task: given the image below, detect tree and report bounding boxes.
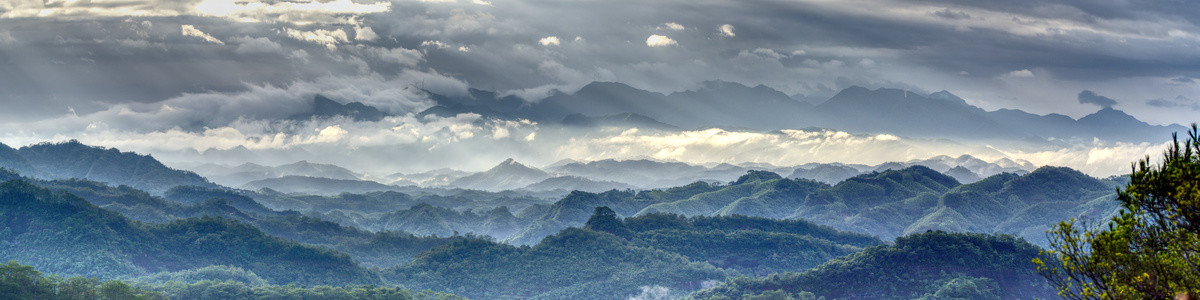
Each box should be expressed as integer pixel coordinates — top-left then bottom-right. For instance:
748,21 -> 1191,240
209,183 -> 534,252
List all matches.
583,206 -> 631,237
1035,124 -> 1200,299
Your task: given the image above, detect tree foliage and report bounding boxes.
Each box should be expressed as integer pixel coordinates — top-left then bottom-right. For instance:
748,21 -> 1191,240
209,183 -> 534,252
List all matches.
688,231 -> 1055,300
0,260 -> 162,300
1035,124 -> 1200,299
0,261 -> 463,300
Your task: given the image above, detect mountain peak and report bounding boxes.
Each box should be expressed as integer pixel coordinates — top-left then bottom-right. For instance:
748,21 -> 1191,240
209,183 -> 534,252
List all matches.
927,90 -> 970,107
1078,106 -> 1143,126
297,95 -> 388,122
448,158 -> 551,191
487,158 -> 543,174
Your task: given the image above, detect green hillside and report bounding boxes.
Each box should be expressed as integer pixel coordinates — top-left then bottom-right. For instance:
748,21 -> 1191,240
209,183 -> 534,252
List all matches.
687,231 -> 1057,300
0,179 -> 377,286
385,208 -> 882,299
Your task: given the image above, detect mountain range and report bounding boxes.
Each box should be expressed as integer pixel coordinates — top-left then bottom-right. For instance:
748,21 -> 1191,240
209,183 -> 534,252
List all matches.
411,154 -> 1032,193
420,81 -> 1187,143
191,160 -> 365,187
291,95 -> 389,122
0,139 -> 1142,299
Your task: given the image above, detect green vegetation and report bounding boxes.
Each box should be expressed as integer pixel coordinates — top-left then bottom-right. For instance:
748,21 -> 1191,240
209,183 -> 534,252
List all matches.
0,261 -> 463,300
385,228 -> 727,299
687,231 -> 1057,300
384,208 -> 882,299
502,165 -> 1122,248
618,212 -> 881,275
0,139 -> 1156,299
639,170 -> 829,219
1036,124 -> 1200,299
0,169 -> 468,269
2,140 -> 215,194
0,179 -> 377,286
0,261 -> 162,299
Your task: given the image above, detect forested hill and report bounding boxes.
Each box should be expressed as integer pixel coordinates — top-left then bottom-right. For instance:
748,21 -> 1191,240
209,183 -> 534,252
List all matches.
384,208 -> 882,299
0,179 -> 377,286
0,261 -> 464,300
503,165 -> 1121,247
0,140 -> 214,194
0,168 -> 471,270
686,231 -> 1058,299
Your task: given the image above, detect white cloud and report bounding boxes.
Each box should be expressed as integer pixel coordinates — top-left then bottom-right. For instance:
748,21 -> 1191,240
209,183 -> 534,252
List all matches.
421,40 -> 451,48
458,46 -> 470,52
194,0 -> 391,25
738,48 -> 785,60
290,49 -> 311,62
232,36 -> 282,54
538,36 -> 561,46
355,25 -> 378,41
646,34 -> 677,47
285,28 -> 349,50
444,9 -> 496,34
719,24 -> 735,37
1005,69 -> 1035,78
0,104 -> 1161,178
659,22 -> 685,31
181,25 -> 224,45
998,140 -> 1168,177
2,0 -> 389,25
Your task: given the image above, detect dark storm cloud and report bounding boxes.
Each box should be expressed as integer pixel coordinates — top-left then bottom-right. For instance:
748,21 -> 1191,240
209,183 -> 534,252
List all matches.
2,0 -> 1200,125
1078,90 -> 1118,108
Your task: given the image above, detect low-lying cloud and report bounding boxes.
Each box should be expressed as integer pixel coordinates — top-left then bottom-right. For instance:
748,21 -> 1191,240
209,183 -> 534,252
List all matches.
0,103 -> 1166,178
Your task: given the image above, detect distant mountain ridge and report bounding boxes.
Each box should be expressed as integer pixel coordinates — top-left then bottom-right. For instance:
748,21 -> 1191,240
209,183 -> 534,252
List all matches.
194,160 -> 364,187
291,95 -> 389,122
420,81 -> 1186,143
243,175 -> 400,195
448,158 -> 552,191
0,140 -> 214,194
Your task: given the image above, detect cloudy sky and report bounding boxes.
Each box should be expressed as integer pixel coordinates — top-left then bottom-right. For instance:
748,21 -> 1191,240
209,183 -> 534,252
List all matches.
0,0 -> 1194,175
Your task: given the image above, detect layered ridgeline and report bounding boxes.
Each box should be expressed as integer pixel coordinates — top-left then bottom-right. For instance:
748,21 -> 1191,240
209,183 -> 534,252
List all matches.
0,140 -> 1116,249
0,168 -> 470,270
0,140 -> 214,194
0,179 -> 376,286
254,161 -> 1111,247
420,81 -> 1186,143
686,231 -> 1057,299
187,148 -> 1032,194
0,140 -> 1117,299
189,160 -> 364,188
500,166 -> 1121,246
382,208 -> 881,299
374,154 -> 1030,193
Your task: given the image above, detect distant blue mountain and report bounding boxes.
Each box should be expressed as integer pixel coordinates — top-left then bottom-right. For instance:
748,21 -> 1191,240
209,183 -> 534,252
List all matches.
419,82 -> 1187,143
291,94 -> 389,122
